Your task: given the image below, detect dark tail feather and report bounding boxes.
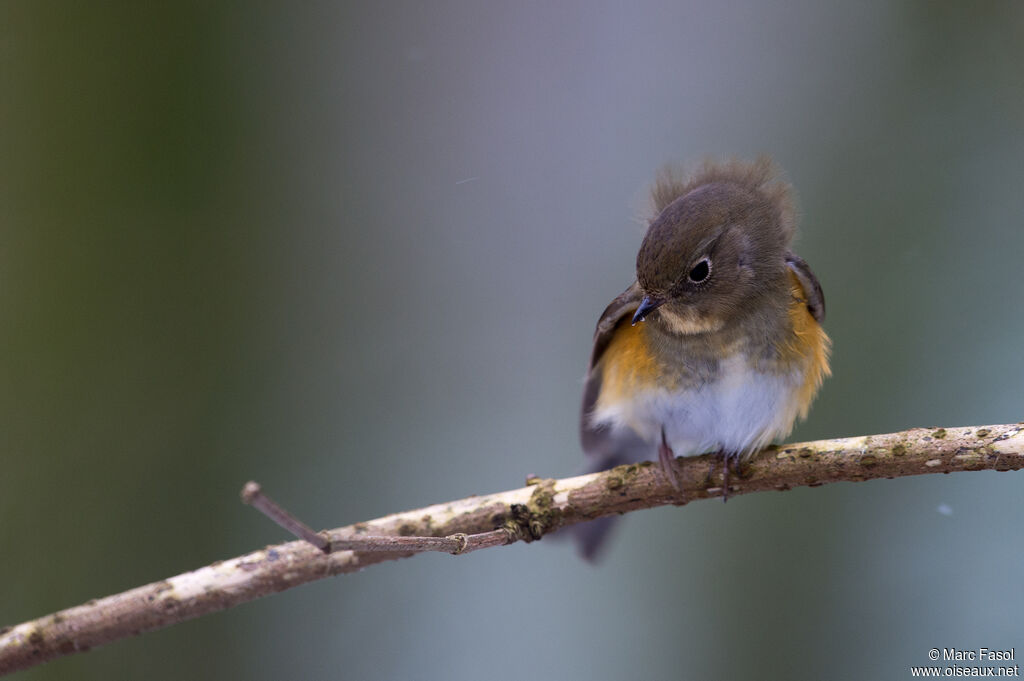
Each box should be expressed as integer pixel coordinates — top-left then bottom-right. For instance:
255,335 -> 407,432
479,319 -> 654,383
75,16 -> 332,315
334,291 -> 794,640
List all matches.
568,448 -> 642,561
571,515 -> 620,562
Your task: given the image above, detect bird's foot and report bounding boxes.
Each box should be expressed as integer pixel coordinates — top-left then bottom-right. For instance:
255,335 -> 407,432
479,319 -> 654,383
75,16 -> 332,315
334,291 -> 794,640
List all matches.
658,426 -> 682,492
717,450 -> 743,502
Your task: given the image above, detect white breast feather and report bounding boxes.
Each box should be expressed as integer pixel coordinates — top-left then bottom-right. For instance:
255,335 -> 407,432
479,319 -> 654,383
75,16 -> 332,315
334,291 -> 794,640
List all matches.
590,354 -> 804,459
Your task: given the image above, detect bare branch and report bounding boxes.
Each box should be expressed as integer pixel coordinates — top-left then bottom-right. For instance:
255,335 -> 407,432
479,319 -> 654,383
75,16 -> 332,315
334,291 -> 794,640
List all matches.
2,423 -> 1022,675
240,481 -> 513,555
241,482 -> 331,552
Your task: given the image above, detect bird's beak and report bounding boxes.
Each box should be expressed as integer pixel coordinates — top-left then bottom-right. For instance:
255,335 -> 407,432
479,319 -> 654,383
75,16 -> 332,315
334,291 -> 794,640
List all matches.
632,296 -> 664,325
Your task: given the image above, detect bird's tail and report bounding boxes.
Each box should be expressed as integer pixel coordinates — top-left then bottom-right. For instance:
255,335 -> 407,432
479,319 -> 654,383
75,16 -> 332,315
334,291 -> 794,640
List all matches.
571,515 -> 620,562
567,451 -> 638,561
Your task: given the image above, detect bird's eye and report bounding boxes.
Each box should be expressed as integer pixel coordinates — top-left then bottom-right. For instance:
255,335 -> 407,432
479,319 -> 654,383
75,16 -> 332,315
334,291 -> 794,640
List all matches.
688,258 -> 711,283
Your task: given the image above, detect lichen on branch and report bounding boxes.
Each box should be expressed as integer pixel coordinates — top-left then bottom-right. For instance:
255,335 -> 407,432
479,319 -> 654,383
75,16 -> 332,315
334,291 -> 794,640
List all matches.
2,423 -> 1022,676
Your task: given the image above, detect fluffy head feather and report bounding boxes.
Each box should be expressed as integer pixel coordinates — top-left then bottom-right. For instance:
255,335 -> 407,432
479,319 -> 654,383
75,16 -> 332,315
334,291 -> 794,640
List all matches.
636,157 -> 799,336
649,156 -> 795,236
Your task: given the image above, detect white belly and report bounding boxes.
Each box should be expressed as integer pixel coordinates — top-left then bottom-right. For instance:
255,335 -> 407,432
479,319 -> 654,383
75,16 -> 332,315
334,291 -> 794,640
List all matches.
591,354 -> 804,458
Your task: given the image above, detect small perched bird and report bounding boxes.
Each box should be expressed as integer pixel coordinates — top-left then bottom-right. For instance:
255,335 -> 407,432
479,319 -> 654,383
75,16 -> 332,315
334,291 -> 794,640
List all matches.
576,158 -> 830,559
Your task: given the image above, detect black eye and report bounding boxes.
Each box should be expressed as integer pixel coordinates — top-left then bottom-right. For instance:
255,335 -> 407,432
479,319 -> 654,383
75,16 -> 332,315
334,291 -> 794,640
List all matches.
688,258 -> 711,283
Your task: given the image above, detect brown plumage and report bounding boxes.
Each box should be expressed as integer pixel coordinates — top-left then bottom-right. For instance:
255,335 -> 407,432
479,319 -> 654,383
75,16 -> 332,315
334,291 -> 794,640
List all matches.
575,158 -> 831,559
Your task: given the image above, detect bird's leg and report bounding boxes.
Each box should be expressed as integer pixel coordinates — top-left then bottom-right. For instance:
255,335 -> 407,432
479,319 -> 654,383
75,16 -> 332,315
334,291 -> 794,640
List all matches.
658,425 -> 681,491
705,449 -> 728,500
718,451 -> 727,502
719,451 -> 743,502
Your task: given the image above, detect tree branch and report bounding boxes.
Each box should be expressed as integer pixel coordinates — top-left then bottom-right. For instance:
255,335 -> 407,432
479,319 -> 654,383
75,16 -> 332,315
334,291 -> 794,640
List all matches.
2,423 -> 1023,675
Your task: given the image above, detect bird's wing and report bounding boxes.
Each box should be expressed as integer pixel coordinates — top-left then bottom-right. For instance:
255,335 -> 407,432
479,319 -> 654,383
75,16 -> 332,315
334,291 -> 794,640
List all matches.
785,252 -> 825,322
587,281 -> 645,369
579,282 -> 650,468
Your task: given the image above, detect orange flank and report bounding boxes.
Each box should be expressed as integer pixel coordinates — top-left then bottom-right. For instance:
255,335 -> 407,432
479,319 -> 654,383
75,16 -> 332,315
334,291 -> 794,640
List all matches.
594,270 -> 830,424
785,269 -> 832,418
594,322 -> 662,413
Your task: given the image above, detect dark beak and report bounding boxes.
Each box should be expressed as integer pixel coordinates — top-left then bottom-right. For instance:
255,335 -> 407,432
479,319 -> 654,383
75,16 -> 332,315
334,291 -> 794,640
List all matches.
631,296 -> 664,325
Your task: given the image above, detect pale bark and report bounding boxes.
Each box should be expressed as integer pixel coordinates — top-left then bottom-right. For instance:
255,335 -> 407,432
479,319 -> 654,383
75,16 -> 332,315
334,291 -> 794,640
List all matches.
2,423 -> 1022,675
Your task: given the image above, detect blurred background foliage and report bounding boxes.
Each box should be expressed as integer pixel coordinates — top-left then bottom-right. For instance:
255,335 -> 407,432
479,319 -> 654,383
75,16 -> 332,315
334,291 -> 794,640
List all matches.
2,2 -> 1023,679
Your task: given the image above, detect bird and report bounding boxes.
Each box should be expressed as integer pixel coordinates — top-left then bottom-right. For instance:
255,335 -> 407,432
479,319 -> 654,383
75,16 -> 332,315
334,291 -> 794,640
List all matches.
575,158 -> 830,559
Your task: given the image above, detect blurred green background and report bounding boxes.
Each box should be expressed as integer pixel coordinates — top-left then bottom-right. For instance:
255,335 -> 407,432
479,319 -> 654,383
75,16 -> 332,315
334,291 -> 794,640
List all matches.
3,2 -> 1023,679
